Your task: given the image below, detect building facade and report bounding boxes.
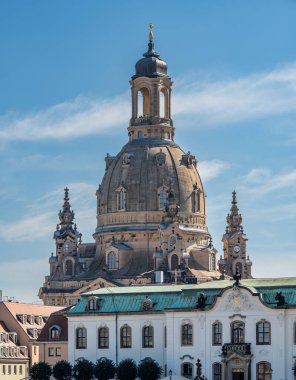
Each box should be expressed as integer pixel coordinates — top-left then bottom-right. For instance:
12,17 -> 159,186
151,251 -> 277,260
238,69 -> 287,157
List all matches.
67,278 -> 296,380
0,302 -> 62,368
39,28 -> 254,306
36,307 -> 69,367
0,321 -> 29,380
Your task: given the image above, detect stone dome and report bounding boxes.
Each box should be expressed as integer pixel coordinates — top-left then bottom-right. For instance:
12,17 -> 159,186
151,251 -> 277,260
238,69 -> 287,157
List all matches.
133,41 -> 168,79
96,139 -> 206,233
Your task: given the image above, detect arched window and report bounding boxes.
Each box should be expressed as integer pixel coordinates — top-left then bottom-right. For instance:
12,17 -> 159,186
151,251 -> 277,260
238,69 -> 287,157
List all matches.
137,88 -> 150,117
159,88 -> 169,118
235,262 -> 243,275
107,252 -> 117,270
49,326 -> 61,340
171,254 -> 179,271
98,327 -> 109,349
213,363 -> 222,380
181,363 -> 193,379
87,297 -> 99,311
257,362 -> 272,380
65,259 -> 73,276
192,191 -> 200,212
118,190 -> 126,210
256,321 -> 271,345
181,324 -> 193,346
231,321 -> 245,344
76,327 -> 87,349
142,326 -> 154,348
212,322 -> 222,345
158,189 -> 167,209
120,325 -> 132,348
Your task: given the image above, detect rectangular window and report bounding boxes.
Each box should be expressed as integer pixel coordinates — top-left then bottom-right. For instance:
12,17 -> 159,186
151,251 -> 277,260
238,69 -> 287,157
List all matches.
48,347 -> 55,357
19,365 -> 23,375
182,324 -> 193,346
56,347 -> 61,356
256,322 -> 271,345
3,365 -> 6,375
212,322 -> 222,345
8,365 -> 11,375
14,365 -> 17,375
98,327 -> 109,349
142,326 -> 154,348
120,326 -> 132,348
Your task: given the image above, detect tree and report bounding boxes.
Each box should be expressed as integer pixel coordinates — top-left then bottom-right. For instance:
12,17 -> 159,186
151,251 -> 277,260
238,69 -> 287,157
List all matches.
116,358 -> 137,380
53,360 -> 72,380
30,362 -> 52,380
138,357 -> 162,380
94,357 -> 116,380
73,358 -> 94,380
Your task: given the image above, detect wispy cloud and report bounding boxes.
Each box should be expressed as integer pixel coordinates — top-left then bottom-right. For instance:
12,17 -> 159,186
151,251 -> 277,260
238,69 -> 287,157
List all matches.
198,160 -> 231,182
0,182 -> 96,242
240,167 -> 296,195
1,63 -> 296,141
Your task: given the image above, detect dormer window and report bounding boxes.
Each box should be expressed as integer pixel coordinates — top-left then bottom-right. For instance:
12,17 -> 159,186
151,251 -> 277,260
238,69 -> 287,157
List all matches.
107,251 -> 118,270
49,325 -> 61,340
87,296 -> 100,311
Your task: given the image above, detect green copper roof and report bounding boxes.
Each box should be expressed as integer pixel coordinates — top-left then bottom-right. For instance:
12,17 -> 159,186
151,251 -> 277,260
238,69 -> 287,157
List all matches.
67,277 -> 296,315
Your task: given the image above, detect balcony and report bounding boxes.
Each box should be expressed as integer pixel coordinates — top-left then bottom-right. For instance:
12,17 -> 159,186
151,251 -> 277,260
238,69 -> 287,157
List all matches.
222,343 -> 251,356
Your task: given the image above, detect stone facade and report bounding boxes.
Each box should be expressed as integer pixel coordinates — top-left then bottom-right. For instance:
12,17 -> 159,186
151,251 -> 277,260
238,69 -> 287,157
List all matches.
39,32 -> 251,306
67,278 -> 296,380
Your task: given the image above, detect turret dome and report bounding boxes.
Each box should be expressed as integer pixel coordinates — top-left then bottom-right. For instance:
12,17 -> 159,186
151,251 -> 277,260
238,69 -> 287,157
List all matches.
134,41 -> 168,79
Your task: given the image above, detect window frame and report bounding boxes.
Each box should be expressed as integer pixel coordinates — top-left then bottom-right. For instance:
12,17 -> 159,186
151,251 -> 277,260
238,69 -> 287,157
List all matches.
256,321 -> 271,345
76,327 -> 87,349
213,363 -> 222,380
212,321 -> 222,346
98,327 -> 109,349
181,323 -> 193,346
257,361 -> 272,380
48,347 -> 55,357
231,321 -> 245,344
120,325 -> 132,348
181,363 -> 193,379
49,325 -> 61,341
142,325 -> 154,348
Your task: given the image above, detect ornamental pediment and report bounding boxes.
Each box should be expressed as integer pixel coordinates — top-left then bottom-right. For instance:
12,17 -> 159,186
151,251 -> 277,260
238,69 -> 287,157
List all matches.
213,287 -> 267,314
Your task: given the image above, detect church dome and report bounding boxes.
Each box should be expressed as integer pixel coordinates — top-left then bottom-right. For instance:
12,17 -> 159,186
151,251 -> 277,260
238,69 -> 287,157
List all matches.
95,139 -> 206,234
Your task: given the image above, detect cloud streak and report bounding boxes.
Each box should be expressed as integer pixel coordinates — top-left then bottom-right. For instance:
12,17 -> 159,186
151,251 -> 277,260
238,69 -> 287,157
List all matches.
0,182 -> 97,242
1,63 -> 296,141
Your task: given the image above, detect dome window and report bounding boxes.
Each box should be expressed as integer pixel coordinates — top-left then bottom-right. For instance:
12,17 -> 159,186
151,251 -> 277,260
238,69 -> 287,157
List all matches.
158,187 -> 168,210
107,251 -> 118,270
116,187 -> 127,211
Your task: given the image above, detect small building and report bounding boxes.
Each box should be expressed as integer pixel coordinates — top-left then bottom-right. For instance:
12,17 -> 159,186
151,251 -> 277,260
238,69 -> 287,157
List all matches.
0,321 -> 29,380
67,278 -> 296,380
36,307 -> 69,366
0,301 -> 62,367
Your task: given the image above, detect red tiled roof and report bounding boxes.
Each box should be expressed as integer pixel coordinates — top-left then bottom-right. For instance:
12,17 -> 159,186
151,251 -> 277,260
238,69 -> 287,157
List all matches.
37,307 -> 69,342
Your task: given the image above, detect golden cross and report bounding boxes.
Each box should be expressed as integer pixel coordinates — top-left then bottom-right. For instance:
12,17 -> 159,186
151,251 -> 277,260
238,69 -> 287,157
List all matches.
149,23 -> 154,41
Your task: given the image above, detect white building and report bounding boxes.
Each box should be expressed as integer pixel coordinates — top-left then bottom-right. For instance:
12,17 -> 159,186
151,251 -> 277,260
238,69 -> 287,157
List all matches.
67,278 -> 296,380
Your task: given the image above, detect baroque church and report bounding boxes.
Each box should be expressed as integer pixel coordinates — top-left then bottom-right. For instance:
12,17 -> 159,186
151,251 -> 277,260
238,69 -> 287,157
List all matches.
39,27 -> 252,306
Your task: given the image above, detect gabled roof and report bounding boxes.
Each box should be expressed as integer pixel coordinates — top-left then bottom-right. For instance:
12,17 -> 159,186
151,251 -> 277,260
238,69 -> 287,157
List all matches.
1,302 -> 63,340
68,277 -> 296,315
37,307 -> 70,342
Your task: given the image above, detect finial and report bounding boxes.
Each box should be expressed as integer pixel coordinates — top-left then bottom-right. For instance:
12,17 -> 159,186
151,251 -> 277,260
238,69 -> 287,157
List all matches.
149,22 -> 154,41
232,190 -> 237,205
64,187 -> 69,200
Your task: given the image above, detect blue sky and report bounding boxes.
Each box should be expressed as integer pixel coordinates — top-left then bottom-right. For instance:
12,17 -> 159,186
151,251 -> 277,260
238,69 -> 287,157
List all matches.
0,0 -> 295,302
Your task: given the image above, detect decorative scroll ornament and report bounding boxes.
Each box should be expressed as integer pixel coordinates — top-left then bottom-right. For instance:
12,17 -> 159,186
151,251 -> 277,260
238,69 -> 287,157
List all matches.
141,296 -> 153,311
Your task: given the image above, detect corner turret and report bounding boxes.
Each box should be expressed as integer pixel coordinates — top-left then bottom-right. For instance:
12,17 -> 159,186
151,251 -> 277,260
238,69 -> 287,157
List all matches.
219,191 -> 252,279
